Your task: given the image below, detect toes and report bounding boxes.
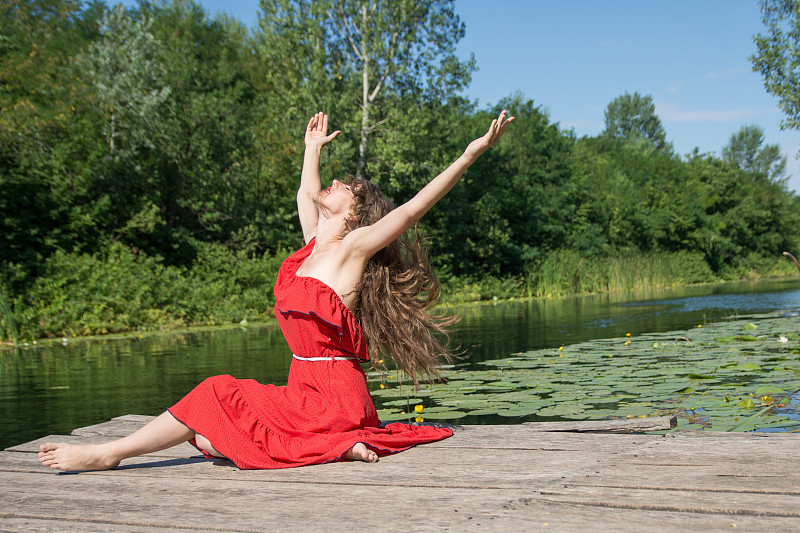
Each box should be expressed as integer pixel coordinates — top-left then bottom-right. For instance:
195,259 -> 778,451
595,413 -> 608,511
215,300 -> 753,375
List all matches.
38,452 -> 54,464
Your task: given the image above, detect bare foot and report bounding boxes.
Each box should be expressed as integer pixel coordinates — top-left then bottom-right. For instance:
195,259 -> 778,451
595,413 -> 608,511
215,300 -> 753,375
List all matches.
38,443 -> 120,472
345,442 -> 379,463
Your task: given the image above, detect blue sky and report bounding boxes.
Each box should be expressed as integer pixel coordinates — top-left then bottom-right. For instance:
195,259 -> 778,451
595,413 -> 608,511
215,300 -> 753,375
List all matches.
151,0 -> 800,192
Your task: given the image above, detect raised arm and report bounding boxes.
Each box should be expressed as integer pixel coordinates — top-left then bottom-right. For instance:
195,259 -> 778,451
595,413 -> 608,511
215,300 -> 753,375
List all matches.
298,112 -> 340,244
348,110 -> 514,257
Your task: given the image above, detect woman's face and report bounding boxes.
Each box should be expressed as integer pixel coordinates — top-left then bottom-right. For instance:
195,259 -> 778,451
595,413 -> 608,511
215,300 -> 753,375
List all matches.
315,179 -> 355,218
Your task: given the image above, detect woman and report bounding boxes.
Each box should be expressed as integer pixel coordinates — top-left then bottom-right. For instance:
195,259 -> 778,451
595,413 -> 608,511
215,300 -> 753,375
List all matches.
38,110 -> 513,471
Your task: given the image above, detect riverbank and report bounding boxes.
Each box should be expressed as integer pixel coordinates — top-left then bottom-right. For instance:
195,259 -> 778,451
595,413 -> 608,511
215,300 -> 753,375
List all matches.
2,239 -> 798,345
3,273 -> 799,349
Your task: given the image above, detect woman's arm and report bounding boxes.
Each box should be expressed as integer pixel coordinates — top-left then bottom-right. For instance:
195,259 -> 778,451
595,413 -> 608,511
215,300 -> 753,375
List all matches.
348,110 -> 513,257
298,112 -> 340,244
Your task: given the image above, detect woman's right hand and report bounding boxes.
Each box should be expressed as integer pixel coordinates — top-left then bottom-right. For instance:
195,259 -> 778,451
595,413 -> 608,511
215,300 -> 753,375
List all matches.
464,110 -> 514,160
305,112 -> 340,149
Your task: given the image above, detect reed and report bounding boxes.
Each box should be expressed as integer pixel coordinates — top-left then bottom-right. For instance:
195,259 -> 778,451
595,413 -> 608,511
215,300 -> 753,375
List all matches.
526,249 -> 715,298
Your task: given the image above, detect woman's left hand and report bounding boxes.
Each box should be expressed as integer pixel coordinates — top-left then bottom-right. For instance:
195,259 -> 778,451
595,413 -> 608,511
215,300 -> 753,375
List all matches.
305,112 -> 340,149
465,110 -> 514,159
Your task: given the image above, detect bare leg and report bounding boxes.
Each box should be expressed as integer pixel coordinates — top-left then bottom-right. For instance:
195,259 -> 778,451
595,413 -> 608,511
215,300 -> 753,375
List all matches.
38,411 -> 195,472
195,434 -> 226,458
345,442 -> 379,463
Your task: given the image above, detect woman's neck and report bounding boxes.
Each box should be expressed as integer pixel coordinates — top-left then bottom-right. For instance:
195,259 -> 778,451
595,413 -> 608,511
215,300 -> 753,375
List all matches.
312,214 -> 347,251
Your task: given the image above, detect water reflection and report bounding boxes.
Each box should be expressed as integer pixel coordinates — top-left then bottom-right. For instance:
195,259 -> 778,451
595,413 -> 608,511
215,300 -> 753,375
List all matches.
1,327 -> 292,450
452,278 -> 800,365
2,278 -> 799,448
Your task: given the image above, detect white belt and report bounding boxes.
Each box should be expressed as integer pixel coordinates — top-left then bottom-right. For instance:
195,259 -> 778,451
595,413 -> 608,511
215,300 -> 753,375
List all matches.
292,353 -> 359,362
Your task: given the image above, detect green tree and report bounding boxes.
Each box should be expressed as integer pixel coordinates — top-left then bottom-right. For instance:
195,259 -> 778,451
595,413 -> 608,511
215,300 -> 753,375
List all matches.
255,0 -> 357,210
328,0 -> 475,178
687,152 -> 799,273
130,0 -> 273,259
722,124 -> 787,181
257,0 -> 475,179
0,0 -> 106,288
428,95 -> 573,277
80,3 -> 171,155
256,0 -> 351,118
752,0 -> 800,132
568,136 -> 698,255
603,91 -> 670,152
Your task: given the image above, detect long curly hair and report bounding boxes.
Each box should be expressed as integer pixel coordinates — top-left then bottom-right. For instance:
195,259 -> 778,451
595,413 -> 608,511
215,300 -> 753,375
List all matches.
343,177 -> 458,385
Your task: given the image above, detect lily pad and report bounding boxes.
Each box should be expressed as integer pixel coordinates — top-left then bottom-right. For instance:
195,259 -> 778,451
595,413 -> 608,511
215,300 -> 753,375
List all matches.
372,314 -> 800,432
738,363 -> 762,372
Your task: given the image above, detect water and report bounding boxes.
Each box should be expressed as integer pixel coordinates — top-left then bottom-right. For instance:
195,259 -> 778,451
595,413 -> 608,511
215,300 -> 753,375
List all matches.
2,279 -> 799,449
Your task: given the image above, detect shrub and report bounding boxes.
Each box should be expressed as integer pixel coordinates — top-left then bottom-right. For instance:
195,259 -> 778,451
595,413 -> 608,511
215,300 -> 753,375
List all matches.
14,242 -> 285,338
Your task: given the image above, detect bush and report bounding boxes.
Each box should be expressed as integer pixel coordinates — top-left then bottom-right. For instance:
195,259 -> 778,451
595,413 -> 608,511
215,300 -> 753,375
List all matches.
13,242 -> 285,339
440,274 -> 525,303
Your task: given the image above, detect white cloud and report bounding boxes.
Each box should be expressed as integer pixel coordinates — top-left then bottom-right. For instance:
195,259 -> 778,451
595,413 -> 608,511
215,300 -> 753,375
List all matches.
705,66 -> 748,79
656,101 -> 758,123
665,81 -> 684,94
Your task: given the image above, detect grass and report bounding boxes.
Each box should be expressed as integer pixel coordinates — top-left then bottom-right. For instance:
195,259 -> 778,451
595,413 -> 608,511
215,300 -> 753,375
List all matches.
522,249 -> 793,298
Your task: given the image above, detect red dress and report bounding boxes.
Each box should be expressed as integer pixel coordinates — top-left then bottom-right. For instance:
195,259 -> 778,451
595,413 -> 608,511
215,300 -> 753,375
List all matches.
169,240 -> 452,469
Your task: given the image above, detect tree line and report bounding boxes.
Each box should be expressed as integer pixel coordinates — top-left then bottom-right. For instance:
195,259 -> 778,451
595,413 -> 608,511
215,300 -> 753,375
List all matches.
1,0 -> 799,341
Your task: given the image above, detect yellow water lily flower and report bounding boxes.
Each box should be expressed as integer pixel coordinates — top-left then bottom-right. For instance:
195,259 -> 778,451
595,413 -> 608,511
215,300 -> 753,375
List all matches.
414,404 -> 423,413
415,417 -> 424,423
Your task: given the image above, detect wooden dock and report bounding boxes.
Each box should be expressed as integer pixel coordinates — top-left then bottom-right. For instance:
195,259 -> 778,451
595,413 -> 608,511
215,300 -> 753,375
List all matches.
2,415 -> 800,532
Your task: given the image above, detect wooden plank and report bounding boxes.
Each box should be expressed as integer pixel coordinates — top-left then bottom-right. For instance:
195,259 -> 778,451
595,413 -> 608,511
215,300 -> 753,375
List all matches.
0,517 -> 206,533
7,427 -> 800,483
6,443 -> 798,497
520,416 -> 676,432
71,420 -> 158,438
3,416 -> 800,532
534,485 -> 800,516
7,424 -> 676,454
3,470 -> 799,533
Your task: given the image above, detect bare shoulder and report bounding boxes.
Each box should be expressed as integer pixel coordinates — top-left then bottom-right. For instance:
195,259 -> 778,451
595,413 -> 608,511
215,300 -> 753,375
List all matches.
341,224 -> 389,260
297,236 -> 368,305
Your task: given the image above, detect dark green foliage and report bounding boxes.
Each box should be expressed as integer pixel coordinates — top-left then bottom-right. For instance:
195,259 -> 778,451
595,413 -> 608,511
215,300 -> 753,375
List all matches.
427,96 -> 574,278
15,243 -> 284,338
752,0 -> 800,133
603,91 -> 670,152
1,1 -> 799,341
722,124 -> 787,181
